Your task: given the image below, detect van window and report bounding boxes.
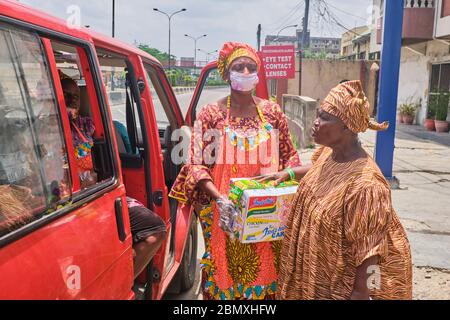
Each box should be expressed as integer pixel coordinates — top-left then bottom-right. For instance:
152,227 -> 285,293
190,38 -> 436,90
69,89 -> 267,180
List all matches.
144,65 -> 180,188
51,41 -> 113,191
144,67 -> 177,128
144,66 -> 178,145
0,25 -> 71,237
97,51 -> 139,156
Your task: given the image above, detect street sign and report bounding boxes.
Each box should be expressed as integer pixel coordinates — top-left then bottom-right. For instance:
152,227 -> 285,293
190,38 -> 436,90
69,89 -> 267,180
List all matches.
261,45 -> 296,80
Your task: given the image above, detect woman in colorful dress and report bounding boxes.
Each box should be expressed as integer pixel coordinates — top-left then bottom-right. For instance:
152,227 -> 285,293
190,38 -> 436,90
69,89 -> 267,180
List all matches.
60,78 -> 97,189
260,80 -> 412,300
169,42 -> 301,300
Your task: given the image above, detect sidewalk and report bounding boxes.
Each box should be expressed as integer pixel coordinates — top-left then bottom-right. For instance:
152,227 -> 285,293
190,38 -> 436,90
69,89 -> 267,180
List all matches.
299,124 -> 450,300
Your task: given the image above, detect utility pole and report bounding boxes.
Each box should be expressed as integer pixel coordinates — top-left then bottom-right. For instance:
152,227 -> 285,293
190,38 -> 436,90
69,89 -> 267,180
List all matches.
374,0 -> 404,186
185,34 -> 207,74
302,0 -> 310,50
299,0 -> 310,96
112,0 -> 115,38
111,0 -> 116,91
154,8 -> 187,71
257,24 -> 262,51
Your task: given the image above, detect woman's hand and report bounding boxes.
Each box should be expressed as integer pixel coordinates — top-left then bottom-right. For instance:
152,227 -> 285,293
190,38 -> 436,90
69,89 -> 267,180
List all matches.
254,171 -> 290,186
216,196 -> 239,234
350,290 -> 371,300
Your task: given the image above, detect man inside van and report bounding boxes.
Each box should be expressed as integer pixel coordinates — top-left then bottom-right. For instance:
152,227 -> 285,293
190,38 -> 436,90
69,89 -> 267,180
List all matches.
61,77 -> 166,279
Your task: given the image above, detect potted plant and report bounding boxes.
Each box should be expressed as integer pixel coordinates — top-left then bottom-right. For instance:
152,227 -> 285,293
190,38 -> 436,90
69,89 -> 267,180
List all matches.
434,92 -> 450,133
398,111 -> 405,124
398,102 -> 417,125
425,95 -> 437,131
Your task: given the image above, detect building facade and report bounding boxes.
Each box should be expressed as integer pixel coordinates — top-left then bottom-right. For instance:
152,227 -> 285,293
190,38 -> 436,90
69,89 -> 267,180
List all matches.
265,30 -> 341,58
372,0 -> 450,125
341,26 -> 371,60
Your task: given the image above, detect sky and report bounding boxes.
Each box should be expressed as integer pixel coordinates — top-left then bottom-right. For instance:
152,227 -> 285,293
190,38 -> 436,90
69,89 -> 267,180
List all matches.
20,0 -> 373,60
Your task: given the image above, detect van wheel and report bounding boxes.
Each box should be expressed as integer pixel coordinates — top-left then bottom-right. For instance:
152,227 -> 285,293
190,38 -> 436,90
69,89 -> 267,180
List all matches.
178,215 -> 198,292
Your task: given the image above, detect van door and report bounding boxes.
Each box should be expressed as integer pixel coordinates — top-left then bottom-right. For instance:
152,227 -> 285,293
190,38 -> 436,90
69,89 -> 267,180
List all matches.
138,60 -> 194,299
0,22 -> 133,299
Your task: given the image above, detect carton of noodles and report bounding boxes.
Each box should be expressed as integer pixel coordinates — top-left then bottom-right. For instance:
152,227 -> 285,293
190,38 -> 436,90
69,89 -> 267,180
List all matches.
228,178 -> 299,244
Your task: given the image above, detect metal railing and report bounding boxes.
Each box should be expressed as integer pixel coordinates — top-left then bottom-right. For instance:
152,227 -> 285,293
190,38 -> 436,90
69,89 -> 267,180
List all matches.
404,0 -> 435,8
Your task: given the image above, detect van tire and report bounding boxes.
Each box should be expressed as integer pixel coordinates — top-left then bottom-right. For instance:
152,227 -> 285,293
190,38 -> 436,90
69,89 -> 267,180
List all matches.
177,215 -> 198,292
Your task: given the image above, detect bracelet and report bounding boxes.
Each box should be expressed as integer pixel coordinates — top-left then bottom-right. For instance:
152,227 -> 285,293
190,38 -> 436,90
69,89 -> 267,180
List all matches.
285,168 -> 296,181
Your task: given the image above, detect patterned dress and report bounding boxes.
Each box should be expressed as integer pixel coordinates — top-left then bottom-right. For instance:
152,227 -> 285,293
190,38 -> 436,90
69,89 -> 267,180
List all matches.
170,100 -> 300,300
277,146 -> 413,300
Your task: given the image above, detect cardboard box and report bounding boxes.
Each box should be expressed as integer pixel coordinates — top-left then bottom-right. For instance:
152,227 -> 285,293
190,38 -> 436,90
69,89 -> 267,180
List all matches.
229,178 -> 298,244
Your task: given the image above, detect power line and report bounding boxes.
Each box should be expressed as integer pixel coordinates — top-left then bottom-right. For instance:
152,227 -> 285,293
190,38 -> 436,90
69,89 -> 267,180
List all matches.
322,0 -> 368,22
268,2 -> 304,33
315,0 -> 365,37
266,1 -> 303,30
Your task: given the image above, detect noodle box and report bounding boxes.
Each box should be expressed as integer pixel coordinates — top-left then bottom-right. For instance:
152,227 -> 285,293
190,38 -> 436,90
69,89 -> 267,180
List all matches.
229,178 -> 298,244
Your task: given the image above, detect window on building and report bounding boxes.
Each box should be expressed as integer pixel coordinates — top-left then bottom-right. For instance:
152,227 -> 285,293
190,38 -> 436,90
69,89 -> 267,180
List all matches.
430,63 -> 450,93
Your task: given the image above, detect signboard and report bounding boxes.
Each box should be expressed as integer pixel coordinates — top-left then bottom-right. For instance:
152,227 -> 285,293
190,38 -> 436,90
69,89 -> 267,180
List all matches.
261,45 -> 296,80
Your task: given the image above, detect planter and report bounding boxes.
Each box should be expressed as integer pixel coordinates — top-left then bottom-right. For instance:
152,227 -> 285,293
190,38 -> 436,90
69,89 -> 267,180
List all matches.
435,120 -> 450,133
403,115 -> 414,125
398,114 -> 405,124
424,119 -> 436,131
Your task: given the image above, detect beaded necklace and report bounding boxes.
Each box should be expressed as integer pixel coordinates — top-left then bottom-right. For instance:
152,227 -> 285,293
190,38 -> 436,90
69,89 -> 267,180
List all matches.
224,96 -> 273,152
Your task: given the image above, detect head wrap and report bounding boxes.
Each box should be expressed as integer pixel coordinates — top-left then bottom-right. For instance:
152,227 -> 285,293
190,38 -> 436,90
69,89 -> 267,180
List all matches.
321,80 -> 389,133
217,42 -> 261,80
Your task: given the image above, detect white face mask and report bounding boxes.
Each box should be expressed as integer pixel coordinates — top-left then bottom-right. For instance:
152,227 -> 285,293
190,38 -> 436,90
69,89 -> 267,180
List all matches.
230,71 -> 259,92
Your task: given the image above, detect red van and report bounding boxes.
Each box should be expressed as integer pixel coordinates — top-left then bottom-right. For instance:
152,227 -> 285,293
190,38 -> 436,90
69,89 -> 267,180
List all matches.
0,0 -> 269,300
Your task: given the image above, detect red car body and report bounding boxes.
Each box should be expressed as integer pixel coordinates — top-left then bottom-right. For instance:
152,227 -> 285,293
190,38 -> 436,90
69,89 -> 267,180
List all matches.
0,0 -> 269,300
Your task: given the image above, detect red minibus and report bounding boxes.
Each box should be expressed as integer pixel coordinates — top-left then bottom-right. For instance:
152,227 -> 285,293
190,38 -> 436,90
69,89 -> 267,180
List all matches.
0,0 -> 268,300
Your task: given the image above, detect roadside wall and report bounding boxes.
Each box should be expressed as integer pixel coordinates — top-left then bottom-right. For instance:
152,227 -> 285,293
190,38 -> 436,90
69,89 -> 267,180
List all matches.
286,59 -> 380,116
283,95 -> 318,149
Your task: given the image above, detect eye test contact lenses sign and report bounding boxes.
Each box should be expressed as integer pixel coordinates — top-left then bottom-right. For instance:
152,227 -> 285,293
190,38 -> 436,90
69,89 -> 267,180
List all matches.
261,45 -> 296,80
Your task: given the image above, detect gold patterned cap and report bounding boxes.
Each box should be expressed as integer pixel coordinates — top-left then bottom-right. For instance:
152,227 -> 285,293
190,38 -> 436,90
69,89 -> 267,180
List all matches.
217,42 -> 261,80
321,80 -> 389,133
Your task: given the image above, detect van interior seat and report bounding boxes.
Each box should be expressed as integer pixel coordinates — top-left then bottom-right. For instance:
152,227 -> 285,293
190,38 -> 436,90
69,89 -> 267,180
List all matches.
113,123 -> 127,155
78,85 -> 92,118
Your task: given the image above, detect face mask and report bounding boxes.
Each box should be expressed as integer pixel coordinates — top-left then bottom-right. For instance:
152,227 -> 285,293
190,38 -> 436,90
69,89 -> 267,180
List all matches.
230,71 -> 259,92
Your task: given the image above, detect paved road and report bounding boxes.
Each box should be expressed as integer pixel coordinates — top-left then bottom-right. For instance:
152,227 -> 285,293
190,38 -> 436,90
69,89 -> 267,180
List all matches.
176,87 -> 229,118
109,87 -> 229,126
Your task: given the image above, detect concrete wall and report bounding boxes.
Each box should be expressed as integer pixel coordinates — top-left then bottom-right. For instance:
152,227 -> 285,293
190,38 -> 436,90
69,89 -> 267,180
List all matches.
287,59 -> 379,116
397,47 -> 431,125
398,40 -> 450,125
283,95 -> 318,149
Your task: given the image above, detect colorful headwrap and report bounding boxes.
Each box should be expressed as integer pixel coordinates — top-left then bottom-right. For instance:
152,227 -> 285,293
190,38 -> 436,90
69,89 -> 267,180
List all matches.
321,80 -> 389,133
217,42 -> 261,80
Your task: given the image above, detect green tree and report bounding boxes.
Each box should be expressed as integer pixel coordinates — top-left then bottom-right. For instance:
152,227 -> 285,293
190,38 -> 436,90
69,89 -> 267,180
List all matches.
137,44 -> 175,64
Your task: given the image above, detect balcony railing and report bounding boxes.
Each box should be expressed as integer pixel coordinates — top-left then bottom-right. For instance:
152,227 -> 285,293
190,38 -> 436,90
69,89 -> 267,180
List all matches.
377,0 -> 436,45
404,0 -> 435,8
